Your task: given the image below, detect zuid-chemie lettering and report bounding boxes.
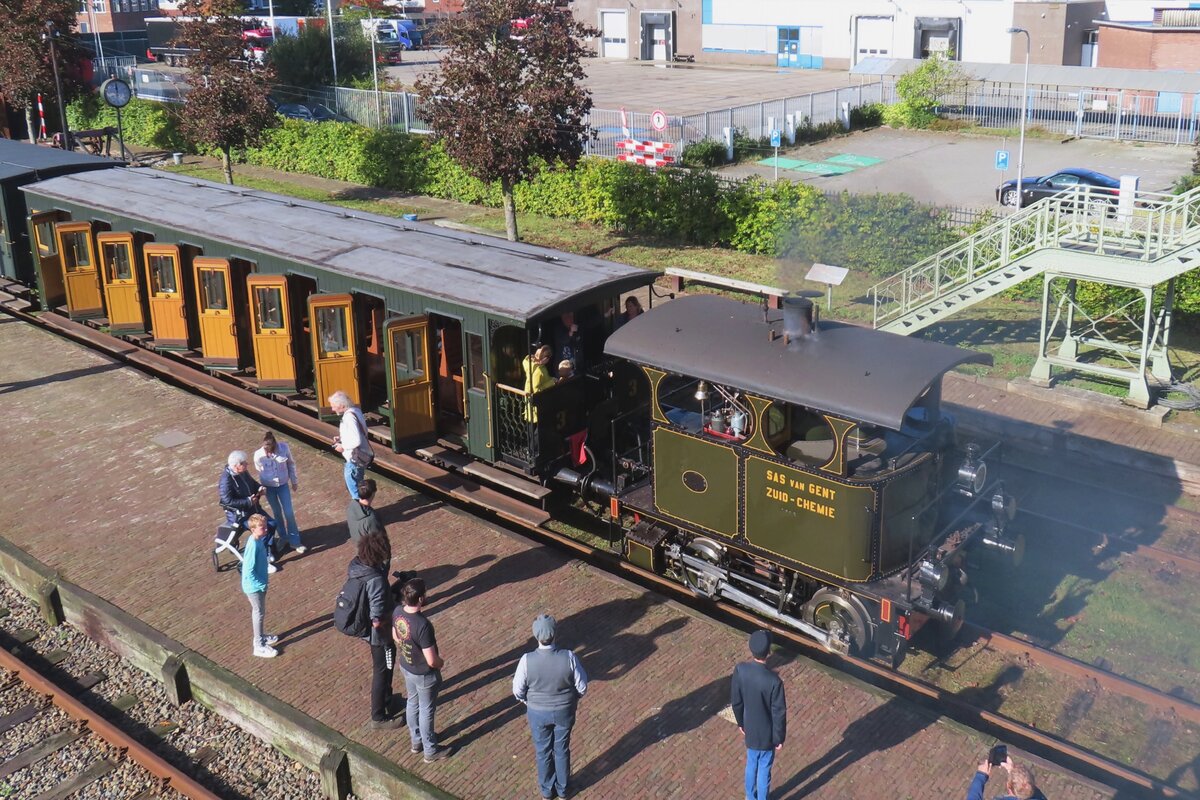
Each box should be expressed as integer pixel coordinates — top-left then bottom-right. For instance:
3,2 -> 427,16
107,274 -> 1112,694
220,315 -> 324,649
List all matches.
763,469 -> 837,519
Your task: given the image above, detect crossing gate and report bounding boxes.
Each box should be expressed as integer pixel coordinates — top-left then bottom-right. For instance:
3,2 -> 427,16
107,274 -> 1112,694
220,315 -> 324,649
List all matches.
616,139 -> 676,167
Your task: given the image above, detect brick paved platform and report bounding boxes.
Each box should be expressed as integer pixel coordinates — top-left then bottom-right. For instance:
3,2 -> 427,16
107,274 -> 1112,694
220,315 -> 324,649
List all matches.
0,318 -> 1118,800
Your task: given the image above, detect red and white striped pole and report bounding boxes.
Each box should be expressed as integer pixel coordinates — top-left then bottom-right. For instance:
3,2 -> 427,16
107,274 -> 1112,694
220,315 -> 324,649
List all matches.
36,93 -> 47,140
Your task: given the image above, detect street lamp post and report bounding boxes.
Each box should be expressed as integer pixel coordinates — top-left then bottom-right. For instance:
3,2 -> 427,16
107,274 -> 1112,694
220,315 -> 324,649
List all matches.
43,21 -> 70,150
1007,26 -> 1031,213
326,0 -> 339,88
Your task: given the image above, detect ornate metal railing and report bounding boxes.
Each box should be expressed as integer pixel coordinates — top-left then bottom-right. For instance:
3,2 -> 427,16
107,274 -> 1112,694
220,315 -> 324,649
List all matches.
869,184 -> 1200,329
495,383 -> 533,465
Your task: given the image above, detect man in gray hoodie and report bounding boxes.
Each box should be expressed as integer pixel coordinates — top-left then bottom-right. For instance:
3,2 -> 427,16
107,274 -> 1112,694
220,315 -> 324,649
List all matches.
513,614 -> 588,800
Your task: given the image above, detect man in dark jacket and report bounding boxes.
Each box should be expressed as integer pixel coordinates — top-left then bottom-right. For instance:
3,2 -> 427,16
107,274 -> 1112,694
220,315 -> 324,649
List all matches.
347,478 -> 386,544
348,530 -> 404,729
966,756 -> 1047,800
731,629 -> 786,800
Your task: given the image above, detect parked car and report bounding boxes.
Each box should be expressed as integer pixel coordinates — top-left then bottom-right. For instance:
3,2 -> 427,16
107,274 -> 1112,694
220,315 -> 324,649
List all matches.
276,103 -> 354,123
996,168 -> 1120,208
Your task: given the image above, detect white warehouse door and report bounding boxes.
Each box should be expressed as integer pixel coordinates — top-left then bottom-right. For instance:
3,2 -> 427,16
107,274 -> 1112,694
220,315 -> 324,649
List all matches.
600,10 -> 629,58
855,16 -> 893,65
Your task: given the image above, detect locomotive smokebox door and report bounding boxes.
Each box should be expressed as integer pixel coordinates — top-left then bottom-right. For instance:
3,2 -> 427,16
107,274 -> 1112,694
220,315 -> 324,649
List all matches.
626,521 -> 670,573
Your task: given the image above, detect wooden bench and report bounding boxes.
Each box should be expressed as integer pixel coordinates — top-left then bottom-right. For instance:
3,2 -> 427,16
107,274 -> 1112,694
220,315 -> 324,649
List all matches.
672,53 -> 695,63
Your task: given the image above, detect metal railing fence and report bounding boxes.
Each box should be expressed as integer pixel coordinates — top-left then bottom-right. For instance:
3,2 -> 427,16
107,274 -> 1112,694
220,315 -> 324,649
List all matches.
881,79 -> 1200,145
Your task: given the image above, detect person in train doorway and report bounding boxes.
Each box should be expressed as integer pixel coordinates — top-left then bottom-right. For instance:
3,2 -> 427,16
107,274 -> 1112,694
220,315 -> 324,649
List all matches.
393,578 -> 453,763
241,514 -> 279,658
253,431 -> 306,556
348,478 -> 387,544
966,755 -> 1047,800
731,629 -> 786,800
330,390 -> 374,501
348,530 -> 405,729
550,311 -> 583,377
513,613 -> 588,800
219,450 -> 278,573
522,345 -> 555,421
614,296 -> 644,330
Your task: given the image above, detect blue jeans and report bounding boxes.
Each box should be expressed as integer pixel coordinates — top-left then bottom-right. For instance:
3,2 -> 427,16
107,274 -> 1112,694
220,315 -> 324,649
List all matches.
263,484 -> 302,547
403,670 -> 440,757
344,460 -> 365,500
745,747 -> 775,800
528,706 -> 575,799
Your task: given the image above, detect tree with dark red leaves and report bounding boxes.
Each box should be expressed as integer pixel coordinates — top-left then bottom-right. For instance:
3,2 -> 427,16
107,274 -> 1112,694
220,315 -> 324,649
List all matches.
416,0 -> 596,242
176,0 -> 278,184
0,0 -> 80,143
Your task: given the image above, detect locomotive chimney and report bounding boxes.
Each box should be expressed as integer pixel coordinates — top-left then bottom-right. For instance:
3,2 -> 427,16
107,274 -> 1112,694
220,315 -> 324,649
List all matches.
782,295 -> 818,346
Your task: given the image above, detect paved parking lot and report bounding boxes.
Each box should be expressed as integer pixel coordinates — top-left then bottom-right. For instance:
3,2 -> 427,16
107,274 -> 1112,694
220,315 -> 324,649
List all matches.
385,51 -> 859,114
722,127 -> 1194,208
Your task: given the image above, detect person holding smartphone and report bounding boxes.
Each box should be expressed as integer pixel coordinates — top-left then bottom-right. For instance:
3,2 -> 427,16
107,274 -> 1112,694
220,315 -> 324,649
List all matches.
966,747 -> 1046,800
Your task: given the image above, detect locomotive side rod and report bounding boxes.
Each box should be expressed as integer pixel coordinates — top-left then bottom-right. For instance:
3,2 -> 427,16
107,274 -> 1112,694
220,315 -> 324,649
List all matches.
2,301 -> 1185,800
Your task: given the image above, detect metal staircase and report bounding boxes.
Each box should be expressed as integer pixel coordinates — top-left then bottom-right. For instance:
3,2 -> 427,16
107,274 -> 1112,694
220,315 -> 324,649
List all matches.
869,184 -> 1200,334
867,184 -> 1200,406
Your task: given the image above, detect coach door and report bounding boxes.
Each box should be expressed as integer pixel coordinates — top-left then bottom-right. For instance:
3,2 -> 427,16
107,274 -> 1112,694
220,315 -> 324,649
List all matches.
310,293 -> 360,415
29,211 -> 66,309
248,274 -> 297,392
194,258 -> 239,369
97,233 -> 145,333
55,221 -> 103,319
144,244 -> 188,349
385,315 -> 435,443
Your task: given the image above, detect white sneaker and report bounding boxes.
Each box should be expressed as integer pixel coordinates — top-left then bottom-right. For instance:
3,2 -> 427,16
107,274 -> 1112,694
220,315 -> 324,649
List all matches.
263,634 -> 279,645
294,545 -> 308,555
253,644 -> 278,658
268,552 -> 277,564
267,563 -> 278,574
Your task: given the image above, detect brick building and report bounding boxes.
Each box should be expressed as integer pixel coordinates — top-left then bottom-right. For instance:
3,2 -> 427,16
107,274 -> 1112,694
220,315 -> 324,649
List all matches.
76,0 -> 162,33
1097,7 -> 1200,70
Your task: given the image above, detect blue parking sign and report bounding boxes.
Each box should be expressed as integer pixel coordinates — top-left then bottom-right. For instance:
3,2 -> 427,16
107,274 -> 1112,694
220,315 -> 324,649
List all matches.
995,150 -> 1010,171
770,130 -> 781,149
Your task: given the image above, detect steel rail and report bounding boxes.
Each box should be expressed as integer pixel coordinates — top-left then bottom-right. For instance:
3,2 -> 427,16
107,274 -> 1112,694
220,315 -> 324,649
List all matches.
0,298 -> 1190,799
0,643 -> 222,799
1018,506 -> 1200,577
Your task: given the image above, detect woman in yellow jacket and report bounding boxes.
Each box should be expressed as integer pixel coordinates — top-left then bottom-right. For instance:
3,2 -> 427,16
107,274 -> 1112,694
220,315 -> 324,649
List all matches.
522,345 -> 555,423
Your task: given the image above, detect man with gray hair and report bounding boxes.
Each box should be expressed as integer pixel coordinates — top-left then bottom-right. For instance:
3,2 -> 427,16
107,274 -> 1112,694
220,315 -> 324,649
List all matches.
513,614 -> 588,800
329,390 -> 374,500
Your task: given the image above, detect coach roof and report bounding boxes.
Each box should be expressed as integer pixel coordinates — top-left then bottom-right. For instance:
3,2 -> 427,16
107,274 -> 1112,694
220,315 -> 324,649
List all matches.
21,168 -> 653,323
0,138 -> 119,182
604,294 -> 991,431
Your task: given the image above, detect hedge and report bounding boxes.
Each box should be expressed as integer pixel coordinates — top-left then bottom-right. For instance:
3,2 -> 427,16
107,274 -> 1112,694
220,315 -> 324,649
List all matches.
67,96 -> 188,151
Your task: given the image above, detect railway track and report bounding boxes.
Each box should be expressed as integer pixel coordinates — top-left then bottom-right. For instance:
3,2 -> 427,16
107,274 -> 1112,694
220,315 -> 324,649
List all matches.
0,635 -> 219,799
0,294 -> 1190,799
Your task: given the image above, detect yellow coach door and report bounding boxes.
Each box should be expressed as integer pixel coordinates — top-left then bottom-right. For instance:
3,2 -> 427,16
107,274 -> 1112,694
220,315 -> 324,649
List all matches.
97,233 -> 144,333
385,315 -> 436,443
29,211 -> 66,309
55,221 -> 103,319
310,293 -> 360,415
247,275 -> 296,392
144,244 -> 188,349
194,258 -> 239,369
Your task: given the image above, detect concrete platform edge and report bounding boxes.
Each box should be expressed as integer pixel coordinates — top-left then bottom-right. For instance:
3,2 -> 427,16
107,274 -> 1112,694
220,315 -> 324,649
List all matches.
0,534 -> 459,800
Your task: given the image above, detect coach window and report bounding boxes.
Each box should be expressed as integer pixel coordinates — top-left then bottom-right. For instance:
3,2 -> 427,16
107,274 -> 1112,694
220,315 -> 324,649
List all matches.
773,404 -> 834,468
34,220 -> 58,256
103,240 -> 134,282
316,304 -> 350,357
148,252 -> 178,294
467,332 -> 485,390
60,230 -> 92,272
198,267 -> 228,310
254,286 -> 284,331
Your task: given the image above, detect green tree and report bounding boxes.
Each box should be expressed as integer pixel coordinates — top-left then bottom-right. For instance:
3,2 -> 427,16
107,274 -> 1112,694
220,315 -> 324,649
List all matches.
883,52 -> 969,129
0,0 -> 80,142
269,21 -> 372,88
416,0 -> 597,241
177,0 -> 279,184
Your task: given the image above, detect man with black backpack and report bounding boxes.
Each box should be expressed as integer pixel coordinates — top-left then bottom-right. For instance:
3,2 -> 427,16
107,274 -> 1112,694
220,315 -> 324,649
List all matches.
337,530 -> 404,729
330,390 -> 375,501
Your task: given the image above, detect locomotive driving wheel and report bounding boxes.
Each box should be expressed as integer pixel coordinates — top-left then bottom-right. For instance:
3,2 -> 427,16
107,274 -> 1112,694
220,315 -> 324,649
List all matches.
804,588 -> 872,657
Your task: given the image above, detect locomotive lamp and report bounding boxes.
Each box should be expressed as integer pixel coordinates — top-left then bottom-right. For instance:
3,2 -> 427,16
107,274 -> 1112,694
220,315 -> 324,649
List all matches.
916,559 -> 949,592
956,443 -> 987,496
